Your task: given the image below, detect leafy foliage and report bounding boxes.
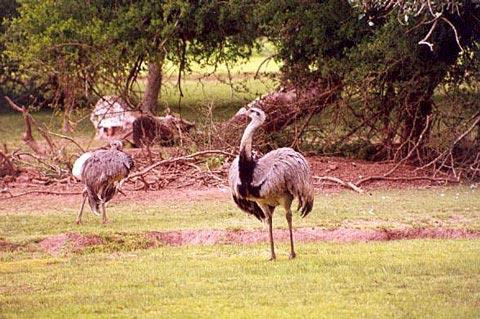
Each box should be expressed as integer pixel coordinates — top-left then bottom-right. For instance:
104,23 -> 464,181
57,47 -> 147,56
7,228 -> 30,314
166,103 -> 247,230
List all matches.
3,0 -> 261,111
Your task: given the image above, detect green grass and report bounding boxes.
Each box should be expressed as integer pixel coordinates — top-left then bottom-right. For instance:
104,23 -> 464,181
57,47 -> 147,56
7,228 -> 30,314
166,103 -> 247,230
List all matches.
2,186 -> 480,317
158,77 -> 277,122
1,240 -> 479,318
1,186 -> 480,317
1,187 -> 480,244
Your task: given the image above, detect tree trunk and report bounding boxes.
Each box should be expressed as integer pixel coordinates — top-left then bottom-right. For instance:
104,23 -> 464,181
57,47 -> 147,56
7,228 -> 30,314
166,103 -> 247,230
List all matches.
62,100 -> 74,133
140,56 -> 164,115
400,88 -> 434,160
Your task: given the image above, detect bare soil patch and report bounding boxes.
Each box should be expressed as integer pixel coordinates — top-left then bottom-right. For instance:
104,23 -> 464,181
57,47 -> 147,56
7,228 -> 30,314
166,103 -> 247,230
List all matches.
0,239 -> 20,252
38,233 -> 103,255
147,227 -> 480,247
3,227 -> 476,255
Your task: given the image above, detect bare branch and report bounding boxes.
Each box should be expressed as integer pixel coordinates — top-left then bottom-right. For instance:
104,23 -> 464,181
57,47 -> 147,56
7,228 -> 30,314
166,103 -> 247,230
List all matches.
47,131 -> 85,153
0,189 -> 82,201
418,18 -> 439,51
314,176 -> 364,193
4,96 -> 46,155
440,16 -> 464,53
128,150 -> 235,179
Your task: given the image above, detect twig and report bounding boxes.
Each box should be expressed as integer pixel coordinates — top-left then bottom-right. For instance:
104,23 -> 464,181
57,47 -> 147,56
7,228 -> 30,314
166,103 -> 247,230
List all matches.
417,112 -> 480,172
13,152 -> 64,175
128,150 -> 234,179
356,175 -> 459,186
440,16 -> 464,53
47,131 -> 85,153
36,125 -> 56,153
254,55 -> 276,79
357,115 -> 432,186
314,176 -> 364,193
0,190 -> 83,201
0,150 -> 16,174
290,107 -> 317,148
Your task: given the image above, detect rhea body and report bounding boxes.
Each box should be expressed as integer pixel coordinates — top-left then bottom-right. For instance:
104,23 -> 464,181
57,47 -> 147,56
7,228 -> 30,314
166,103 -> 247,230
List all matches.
73,141 -> 134,224
228,108 -> 314,260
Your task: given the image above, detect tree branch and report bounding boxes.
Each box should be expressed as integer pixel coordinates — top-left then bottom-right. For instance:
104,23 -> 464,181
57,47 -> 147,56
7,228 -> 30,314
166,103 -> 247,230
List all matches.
128,150 -> 235,179
314,175 -> 364,193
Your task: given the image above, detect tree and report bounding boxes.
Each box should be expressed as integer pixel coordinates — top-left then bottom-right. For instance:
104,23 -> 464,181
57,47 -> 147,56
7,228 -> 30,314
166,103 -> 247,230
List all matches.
258,0 -> 480,165
0,0 -> 19,104
344,0 -> 480,159
4,0 -> 261,122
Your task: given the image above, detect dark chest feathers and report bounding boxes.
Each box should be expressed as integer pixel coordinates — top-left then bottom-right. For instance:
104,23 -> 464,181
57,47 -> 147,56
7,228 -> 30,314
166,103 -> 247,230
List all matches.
238,152 -> 263,198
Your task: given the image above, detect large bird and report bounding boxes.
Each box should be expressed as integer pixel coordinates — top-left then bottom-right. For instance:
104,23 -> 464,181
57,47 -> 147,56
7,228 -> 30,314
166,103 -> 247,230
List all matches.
72,140 -> 134,224
228,107 -> 314,260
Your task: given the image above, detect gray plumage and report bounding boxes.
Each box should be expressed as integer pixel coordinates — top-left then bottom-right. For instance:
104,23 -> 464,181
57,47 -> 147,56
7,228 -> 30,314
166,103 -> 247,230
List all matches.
229,148 -> 314,215
75,140 -> 134,224
228,107 -> 314,260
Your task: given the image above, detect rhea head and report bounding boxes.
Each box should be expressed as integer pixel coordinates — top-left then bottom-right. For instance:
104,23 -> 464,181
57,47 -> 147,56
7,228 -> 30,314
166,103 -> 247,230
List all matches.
246,107 -> 266,126
110,140 -> 123,151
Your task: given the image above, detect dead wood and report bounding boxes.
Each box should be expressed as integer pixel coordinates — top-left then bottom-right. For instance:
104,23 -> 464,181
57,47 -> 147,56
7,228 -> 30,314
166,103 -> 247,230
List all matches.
47,131 -> 85,153
0,189 -> 82,201
0,150 -> 17,177
132,114 -> 195,147
213,80 -> 341,149
314,176 -> 364,193
5,96 -> 46,155
416,112 -> 480,178
128,150 -> 234,180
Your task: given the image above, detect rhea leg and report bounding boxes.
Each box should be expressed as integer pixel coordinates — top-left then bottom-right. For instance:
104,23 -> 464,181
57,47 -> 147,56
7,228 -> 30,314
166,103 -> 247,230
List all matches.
280,195 -> 295,259
267,214 -> 276,261
261,205 -> 276,261
101,202 -> 108,224
286,208 -> 296,259
86,189 -> 101,216
75,191 -> 87,224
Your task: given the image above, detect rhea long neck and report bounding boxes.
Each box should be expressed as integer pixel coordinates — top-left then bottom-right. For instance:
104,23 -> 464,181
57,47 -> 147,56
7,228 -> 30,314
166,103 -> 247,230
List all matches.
239,117 -> 262,160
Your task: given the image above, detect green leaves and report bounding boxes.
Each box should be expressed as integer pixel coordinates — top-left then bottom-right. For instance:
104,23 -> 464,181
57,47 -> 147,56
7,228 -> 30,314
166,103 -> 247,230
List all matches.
2,0 -> 262,108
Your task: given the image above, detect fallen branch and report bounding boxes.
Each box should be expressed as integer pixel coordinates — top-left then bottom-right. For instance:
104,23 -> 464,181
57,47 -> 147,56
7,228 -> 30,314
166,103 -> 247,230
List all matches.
0,150 -> 16,176
128,150 -> 234,179
355,115 -> 433,186
12,152 -> 65,175
416,112 -> 480,173
5,96 -> 45,155
355,175 -> 460,186
47,131 -> 85,153
0,189 -> 83,201
314,175 -> 364,193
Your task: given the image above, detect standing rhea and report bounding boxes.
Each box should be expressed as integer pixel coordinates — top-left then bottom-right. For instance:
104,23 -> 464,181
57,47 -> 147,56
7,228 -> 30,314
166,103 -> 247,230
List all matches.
72,140 -> 134,224
228,107 -> 314,260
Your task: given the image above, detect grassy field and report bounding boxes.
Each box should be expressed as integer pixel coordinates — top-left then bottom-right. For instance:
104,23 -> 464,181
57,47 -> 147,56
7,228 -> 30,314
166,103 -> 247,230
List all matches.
1,187 -> 480,318
2,187 -> 480,243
